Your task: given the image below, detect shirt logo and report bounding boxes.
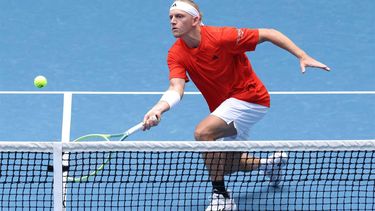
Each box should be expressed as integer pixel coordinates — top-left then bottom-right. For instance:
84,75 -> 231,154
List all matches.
237,29 -> 244,45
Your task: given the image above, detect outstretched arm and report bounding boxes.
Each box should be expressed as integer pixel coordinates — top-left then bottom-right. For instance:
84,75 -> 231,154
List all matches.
258,28 -> 330,73
143,78 -> 185,130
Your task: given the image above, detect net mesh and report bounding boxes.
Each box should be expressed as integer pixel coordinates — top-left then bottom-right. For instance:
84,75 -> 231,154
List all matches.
0,151 -> 53,209
1,141 -> 375,210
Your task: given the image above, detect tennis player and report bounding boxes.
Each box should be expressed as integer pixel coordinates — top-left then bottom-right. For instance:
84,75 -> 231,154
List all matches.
143,0 -> 330,210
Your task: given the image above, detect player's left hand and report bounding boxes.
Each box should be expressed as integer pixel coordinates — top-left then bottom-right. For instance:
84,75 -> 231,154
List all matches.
300,55 -> 331,74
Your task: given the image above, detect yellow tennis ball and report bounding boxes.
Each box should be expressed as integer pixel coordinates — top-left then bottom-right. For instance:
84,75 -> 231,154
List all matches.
34,75 -> 47,88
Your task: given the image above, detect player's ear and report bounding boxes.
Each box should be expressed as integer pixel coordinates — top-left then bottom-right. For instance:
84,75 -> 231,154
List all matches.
192,16 -> 200,26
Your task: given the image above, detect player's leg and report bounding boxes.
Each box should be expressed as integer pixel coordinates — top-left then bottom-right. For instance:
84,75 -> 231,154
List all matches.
223,152 -> 261,175
223,151 -> 288,186
194,115 -> 238,210
207,98 -> 269,177
197,98 -> 282,210
195,114 -> 236,182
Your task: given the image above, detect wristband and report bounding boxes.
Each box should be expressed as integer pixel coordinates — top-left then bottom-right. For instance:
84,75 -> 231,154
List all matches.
160,90 -> 181,109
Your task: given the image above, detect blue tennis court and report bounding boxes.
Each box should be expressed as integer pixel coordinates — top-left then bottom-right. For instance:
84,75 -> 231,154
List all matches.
0,0 -> 374,210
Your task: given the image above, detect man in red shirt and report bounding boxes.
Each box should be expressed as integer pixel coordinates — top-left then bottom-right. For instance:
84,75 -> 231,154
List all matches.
143,0 -> 330,210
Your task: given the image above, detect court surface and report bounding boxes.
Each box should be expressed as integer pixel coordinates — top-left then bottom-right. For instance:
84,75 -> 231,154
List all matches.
0,0 -> 374,210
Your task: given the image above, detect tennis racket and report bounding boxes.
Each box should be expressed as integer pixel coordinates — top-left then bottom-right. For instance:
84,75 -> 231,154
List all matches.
49,116 -> 157,182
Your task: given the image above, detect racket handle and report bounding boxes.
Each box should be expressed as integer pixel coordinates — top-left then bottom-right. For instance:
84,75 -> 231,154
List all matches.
125,122 -> 144,136
124,115 -> 158,136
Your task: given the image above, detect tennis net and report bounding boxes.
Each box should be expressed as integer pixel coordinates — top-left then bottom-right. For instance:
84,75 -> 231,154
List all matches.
1,140 -> 375,210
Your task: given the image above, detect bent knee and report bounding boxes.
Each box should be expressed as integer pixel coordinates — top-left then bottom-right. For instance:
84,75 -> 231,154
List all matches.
194,126 -> 216,141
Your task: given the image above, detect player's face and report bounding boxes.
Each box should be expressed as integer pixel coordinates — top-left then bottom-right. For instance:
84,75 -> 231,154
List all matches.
169,10 -> 195,38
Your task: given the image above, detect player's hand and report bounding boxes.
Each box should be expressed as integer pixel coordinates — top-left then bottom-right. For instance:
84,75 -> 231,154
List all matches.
142,113 -> 161,131
300,55 -> 330,74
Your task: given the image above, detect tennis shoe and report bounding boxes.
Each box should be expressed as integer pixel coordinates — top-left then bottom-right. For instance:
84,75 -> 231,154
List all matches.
206,190 -> 237,211
263,152 -> 288,186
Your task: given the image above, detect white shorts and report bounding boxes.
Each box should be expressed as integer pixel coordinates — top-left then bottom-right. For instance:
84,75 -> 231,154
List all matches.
211,98 -> 268,141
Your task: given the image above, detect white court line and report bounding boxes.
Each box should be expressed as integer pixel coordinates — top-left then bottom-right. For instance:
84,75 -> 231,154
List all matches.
61,93 -> 72,143
0,91 -> 375,95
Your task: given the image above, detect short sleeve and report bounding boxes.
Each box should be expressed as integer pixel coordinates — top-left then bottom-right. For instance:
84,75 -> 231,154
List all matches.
221,27 -> 259,54
167,50 -> 189,82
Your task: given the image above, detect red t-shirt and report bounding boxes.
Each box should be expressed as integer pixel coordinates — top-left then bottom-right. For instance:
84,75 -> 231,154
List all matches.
167,26 -> 270,112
